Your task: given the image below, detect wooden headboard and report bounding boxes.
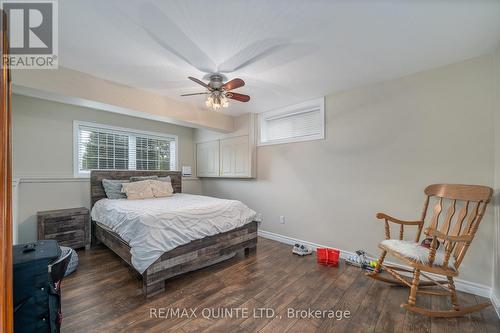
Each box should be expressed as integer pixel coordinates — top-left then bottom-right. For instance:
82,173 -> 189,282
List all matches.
90,170 -> 182,208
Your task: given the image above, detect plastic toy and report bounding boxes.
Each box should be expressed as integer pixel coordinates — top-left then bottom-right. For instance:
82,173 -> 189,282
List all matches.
316,248 -> 340,266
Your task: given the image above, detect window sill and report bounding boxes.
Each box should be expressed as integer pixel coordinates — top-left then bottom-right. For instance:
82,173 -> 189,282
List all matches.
257,135 -> 325,147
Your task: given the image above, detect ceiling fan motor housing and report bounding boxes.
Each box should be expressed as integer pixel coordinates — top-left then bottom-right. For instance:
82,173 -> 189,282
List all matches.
208,74 -> 225,90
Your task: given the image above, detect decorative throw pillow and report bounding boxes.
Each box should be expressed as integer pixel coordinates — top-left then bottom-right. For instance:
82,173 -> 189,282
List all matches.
121,180 -> 154,199
149,180 -> 174,198
102,179 -> 129,199
130,175 -> 158,182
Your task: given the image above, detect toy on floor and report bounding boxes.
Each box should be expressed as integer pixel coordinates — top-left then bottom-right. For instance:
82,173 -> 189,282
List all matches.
345,250 -> 380,272
292,243 -> 313,256
420,237 -> 440,249
316,248 -> 340,266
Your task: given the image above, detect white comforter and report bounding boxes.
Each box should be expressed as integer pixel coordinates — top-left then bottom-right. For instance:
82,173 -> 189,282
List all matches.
91,193 -> 258,273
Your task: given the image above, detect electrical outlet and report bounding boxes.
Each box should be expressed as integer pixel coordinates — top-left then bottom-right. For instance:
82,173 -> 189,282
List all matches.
279,216 -> 285,224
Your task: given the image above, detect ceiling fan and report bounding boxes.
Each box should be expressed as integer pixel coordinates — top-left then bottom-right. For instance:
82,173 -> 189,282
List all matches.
181,74 -> 250,111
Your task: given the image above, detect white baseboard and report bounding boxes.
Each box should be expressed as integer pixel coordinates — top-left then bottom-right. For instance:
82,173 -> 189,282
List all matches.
491,291 -> 500,318
258,230 -> 357,260
258,230 -> 493,300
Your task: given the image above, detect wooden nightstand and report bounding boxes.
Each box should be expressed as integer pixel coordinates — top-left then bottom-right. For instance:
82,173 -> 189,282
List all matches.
37,207 -> 90,250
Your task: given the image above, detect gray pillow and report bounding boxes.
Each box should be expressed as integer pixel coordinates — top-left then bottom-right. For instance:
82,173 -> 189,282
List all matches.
159,176 -> 175,193
129,175 -> 158,182
102,179 -> 129,199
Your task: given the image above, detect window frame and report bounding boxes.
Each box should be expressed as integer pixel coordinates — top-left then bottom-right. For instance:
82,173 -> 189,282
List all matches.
257,97 -> 325,146
73,121 -> 178,178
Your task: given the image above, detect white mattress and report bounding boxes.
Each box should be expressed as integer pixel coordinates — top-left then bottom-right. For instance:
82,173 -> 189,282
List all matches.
91,193 -> 258,273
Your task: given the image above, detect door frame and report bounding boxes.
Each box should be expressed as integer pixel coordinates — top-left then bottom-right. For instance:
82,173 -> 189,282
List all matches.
0,9 -> 13,333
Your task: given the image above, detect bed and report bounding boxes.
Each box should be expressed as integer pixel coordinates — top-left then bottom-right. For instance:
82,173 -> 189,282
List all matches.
90,170 -> 258,297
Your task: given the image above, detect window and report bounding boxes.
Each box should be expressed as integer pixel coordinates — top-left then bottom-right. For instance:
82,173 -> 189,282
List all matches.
258,97 -> 325,146
74,121 -> 177,177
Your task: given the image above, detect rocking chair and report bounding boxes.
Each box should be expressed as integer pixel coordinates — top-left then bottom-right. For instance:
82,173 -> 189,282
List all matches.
367,184 -> 493,317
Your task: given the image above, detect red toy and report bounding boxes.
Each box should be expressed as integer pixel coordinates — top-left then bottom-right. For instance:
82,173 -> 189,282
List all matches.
316,248 -> 340,267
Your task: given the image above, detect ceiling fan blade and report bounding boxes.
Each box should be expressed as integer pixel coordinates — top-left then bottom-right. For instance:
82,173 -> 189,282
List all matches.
222,78 -> 245,91
139,3 -> 215,73
227,92 -> 250,102
218,38 -> 289,73
188,77 -> 212,90
180,92 -> 209,96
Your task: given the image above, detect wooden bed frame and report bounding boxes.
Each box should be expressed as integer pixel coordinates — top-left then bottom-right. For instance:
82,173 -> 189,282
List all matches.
90,170 -> 258,297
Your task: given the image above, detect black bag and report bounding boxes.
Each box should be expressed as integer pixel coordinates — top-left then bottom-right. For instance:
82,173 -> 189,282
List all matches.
13,240 -> 62,333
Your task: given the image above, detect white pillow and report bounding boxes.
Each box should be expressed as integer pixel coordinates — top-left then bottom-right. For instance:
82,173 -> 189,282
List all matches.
149,180 -> 173,198
121,180 -> 154,200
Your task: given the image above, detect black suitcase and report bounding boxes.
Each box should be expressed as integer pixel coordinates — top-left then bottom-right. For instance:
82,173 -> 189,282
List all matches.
13,240 -> 63,333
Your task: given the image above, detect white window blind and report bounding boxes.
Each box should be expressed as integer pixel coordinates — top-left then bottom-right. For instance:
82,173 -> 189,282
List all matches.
74,122 -> 177,177
259,97 -> 325,145
135,136 -> 176,171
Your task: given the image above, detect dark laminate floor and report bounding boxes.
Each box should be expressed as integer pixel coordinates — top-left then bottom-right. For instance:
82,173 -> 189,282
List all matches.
61,237 -> 500,333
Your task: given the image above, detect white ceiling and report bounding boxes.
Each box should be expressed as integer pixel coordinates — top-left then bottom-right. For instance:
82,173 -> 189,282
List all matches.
60,0 -> 500,116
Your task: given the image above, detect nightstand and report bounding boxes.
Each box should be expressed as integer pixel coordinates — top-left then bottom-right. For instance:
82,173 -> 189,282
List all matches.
37,207 -> 90,250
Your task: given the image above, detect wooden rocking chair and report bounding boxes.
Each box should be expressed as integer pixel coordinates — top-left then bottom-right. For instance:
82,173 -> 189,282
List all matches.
366,184 -> 493,317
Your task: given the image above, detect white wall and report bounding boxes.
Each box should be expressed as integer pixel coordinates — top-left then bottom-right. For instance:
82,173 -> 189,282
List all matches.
13,94 -> 201,243
199,54 -> 497,287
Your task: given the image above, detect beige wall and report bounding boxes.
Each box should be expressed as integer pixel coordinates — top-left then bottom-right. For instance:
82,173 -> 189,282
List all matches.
13,94 -> 201,243
493,47 -> 500,305
13,67 -> 234,132
195,113 -> 256,143
200,54 -> 496,287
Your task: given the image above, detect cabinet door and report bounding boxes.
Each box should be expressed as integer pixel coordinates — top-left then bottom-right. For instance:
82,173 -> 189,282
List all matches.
220,136 -> 249,177
196,141 -> 220,177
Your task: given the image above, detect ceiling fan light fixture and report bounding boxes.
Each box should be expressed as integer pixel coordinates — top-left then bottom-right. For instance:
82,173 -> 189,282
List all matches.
205,92 -> 229,111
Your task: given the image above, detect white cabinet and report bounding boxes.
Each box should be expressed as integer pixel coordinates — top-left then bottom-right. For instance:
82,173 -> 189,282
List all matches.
196,140 -> 220,177
196,135 -> 255,178
220,136 -> 249,177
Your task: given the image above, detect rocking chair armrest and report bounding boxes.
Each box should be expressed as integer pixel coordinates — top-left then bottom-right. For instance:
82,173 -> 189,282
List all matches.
424,228 -> 473,243
376,213 -> 423,226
